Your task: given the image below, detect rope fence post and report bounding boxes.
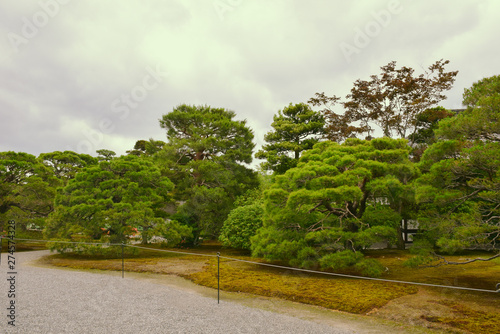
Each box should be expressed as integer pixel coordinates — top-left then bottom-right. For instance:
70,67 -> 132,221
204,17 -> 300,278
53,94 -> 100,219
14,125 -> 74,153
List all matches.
121,242 -> 124,278
0,235 -> 2,266
217,252 -> 220,304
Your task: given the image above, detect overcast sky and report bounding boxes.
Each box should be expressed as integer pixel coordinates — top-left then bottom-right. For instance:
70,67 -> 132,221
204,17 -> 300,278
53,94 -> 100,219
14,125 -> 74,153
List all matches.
1,0 -> 499,164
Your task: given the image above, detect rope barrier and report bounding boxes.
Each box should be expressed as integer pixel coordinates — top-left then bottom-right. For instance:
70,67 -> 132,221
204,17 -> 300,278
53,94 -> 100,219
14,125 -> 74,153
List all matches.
219,256 -> 499,294
4,237 -> 499,293
127,245 -> 218,258
8,237 -> 121,247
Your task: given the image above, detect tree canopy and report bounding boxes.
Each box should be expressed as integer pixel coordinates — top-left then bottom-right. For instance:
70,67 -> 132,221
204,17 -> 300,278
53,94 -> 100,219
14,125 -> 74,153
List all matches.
413,75 -> 500,261
436,75 -> 500,142
4,67 -> 499,271
0,152 -> 60,231
45,155 -> 179,244
157,104 -> 259,242
38,151 -> 98,182
159,104 -> 255,164
251,138 -> 420,276
126,139 -> 166,157
256,103 -> 325,174
407,106 -> 455,161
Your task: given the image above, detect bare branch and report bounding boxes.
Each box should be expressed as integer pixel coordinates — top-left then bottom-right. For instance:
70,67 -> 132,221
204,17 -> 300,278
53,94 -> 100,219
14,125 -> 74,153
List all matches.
423,252 -> 500,267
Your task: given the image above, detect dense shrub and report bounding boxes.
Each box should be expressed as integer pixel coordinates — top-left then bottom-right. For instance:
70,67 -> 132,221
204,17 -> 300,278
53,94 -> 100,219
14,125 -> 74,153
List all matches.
219,203 -> 264,250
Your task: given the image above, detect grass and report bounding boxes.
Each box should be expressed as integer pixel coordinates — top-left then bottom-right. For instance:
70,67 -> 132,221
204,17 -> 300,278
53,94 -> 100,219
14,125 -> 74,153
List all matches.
39,242 -> 500,333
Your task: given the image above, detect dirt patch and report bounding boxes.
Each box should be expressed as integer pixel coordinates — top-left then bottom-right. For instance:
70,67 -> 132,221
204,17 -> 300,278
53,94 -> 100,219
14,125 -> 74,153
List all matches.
370,288 -> 500,333
369,289 -> 460,332
126,257 -> 206,276
39,255 -> 207,277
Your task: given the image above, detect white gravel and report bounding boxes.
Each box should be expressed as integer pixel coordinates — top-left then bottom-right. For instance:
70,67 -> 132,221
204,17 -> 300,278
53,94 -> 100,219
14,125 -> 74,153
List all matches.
1,251 -> 357,334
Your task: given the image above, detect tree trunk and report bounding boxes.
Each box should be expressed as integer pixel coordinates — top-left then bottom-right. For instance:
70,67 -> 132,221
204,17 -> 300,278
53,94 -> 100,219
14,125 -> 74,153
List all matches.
396,220 -> 406,250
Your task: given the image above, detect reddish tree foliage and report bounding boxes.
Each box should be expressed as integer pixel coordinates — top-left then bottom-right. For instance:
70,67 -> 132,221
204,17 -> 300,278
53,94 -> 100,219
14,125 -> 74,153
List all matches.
309,60 -> 458,142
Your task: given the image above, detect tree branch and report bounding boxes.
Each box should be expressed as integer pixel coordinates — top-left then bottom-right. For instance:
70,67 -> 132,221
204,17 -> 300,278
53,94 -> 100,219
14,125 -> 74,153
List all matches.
424,252 -> 500,267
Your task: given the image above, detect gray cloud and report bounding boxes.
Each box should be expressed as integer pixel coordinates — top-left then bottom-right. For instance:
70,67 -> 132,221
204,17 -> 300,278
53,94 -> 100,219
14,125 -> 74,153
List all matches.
1,0 -> 499,161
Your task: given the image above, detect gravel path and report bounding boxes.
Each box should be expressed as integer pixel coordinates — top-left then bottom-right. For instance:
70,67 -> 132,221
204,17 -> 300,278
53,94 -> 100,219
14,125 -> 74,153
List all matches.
0,251 -> 356,334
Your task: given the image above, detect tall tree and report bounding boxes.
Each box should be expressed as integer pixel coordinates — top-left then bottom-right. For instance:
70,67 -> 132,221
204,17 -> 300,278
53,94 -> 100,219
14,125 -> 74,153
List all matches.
255,103 -> 325,174
159,104 -> 254,164
309,60 -> 458,142
463,74 -> 500,108
157,104 -> 259,242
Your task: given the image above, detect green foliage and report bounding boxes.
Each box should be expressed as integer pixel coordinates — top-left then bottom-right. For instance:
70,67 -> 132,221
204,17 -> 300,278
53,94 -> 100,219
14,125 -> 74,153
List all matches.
252,138 -> 418,276
251,227 -> 306,262
159,104 -> 254,164
408,106 -> 455,161
403,237 -> 436,267
413,75 -> 500,257
170,160 -> 258,242
46,239 -> 139,257
157,104 -> 259,241
408,238 -> 434,256
149,220 -> 193,247
319,250 -> 364,270
178,185 -> 231,240
462,74 -> 500,108
126,139 -> 166,157
362,205 -> 401,228
354,258 -> 385,277
256,103 -> 325,174
96,149 -> 116,162
416,141 -> 500,253
409,107 -> 455,145
45,155 -> 174,245
0,151 -> 61,231
38,151 -> 98,182
219,203 -> 263,250
437,75 -> 500,142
